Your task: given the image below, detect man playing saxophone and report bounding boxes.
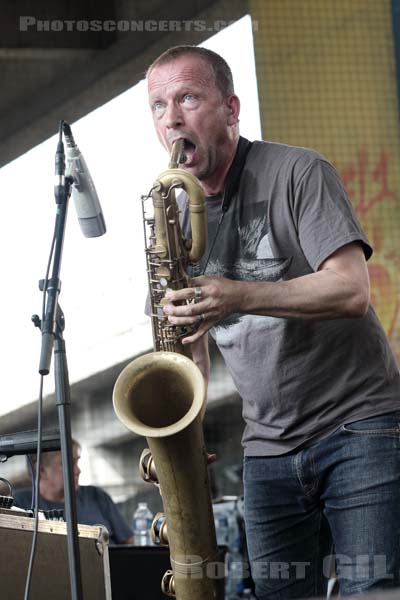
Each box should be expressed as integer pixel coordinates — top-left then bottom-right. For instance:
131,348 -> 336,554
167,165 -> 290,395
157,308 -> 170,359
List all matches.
146,46 -> 400,599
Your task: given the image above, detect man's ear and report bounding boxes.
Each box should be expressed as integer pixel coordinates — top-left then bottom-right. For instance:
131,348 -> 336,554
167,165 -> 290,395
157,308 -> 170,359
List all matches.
226,95 -> 240,125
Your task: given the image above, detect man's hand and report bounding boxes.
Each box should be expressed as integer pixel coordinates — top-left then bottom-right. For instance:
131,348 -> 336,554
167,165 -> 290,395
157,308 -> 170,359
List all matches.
163,241 -> 370,344
163,275 -> 241,344
206,452 -> 217,465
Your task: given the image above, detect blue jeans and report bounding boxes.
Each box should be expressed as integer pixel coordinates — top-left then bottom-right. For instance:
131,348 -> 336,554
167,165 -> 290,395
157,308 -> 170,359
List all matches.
243,412 -> 400,599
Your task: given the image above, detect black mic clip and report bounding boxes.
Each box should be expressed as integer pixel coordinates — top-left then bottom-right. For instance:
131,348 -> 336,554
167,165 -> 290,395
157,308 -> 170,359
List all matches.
54,121 -> 66,204
54,120 -> 73,205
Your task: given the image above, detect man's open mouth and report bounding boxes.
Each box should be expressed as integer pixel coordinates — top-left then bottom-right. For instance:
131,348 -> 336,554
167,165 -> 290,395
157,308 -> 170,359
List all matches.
182,138 -> 196,151
181,138 -> 196,163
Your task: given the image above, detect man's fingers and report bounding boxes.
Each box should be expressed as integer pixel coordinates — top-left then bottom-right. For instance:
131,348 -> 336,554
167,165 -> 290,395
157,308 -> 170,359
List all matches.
164,304 -> 197,317
181,326 -> 208,345
166,314 -> 200,325
166,288 -> 194,302
206,452 -> 217,464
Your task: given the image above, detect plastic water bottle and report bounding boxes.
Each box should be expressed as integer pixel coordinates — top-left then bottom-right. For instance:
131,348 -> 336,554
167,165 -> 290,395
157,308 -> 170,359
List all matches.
225,545 -> 244,599
241,589 -> 256,599
225,520 -> 244,599
215,511 -> 230,546
133,502 -> 153,546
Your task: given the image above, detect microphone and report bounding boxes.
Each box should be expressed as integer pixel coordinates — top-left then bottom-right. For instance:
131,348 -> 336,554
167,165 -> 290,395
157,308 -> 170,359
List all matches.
0,429 -> 61,459
63,122 -> 106,238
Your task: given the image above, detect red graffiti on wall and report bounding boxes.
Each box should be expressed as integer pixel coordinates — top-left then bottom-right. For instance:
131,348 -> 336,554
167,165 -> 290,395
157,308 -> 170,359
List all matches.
338,148 -> 399,343
340,148 -> 398,217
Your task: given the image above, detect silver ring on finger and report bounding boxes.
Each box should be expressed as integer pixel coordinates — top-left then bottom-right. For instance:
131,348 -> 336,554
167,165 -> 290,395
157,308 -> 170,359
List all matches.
197,313 -> 206,324
193,286 -> 203,302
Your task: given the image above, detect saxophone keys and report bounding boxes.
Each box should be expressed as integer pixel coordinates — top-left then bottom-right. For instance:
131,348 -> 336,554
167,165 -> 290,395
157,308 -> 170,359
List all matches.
161,570 -> 175,597
149,244 -> 167,257
151,512 -> 169,545
139,448 -> 158,484
155,265 -> 172,288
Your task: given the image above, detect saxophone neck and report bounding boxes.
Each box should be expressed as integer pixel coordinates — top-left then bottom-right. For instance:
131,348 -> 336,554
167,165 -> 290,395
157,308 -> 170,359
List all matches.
168,139 -> 186,169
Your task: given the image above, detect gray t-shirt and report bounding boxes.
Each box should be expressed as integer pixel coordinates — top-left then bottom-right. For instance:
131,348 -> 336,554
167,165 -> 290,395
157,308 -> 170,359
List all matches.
180,139 -> 400,456
13,485 -> 133,544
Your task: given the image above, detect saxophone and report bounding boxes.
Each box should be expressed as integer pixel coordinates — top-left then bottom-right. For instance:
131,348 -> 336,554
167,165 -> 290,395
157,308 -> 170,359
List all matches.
113,140 -> 220,599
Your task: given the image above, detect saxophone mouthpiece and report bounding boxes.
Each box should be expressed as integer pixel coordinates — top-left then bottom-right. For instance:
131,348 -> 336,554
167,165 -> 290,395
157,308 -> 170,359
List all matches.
169,139 -> 186,168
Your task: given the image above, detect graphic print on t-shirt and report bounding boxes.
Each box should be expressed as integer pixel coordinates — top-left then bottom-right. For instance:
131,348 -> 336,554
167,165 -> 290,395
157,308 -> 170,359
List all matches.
204,216 -> 291,346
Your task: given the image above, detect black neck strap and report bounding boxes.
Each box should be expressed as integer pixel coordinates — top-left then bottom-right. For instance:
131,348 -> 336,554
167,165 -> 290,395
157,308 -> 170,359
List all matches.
221,136 -> 253,213
201,137 -> 252,274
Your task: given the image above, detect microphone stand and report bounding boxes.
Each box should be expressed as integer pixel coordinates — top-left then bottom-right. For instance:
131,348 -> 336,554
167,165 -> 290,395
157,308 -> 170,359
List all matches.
34,133 -> 83,599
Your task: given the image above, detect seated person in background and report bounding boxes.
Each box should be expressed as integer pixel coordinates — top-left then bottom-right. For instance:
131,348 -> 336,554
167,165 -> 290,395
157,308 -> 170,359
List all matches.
13,439 -> 133,545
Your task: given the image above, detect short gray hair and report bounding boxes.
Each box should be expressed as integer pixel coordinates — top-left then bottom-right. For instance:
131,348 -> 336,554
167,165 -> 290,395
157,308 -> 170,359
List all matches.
147,45 -> 235,97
